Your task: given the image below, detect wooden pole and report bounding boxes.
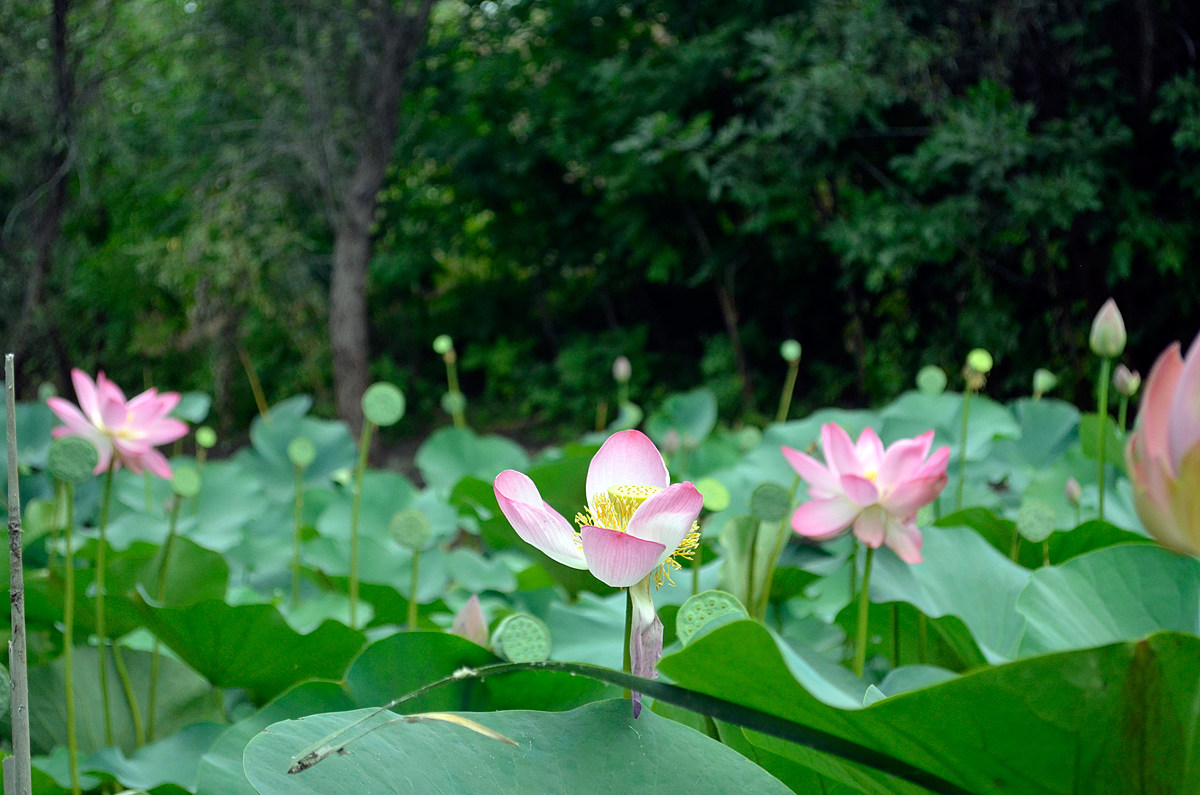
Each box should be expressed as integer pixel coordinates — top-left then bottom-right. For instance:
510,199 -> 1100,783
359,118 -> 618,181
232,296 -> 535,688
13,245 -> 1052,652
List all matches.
5,354 -> 32,794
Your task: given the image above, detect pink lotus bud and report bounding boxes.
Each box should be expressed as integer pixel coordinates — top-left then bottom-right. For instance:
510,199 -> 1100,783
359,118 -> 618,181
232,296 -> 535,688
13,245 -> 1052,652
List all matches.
1065,477 -> 1082,506
1113,364 -> 1140,397
612,356 -> 632,384
450,595 -> 489,647
1089,299 -> 1126,358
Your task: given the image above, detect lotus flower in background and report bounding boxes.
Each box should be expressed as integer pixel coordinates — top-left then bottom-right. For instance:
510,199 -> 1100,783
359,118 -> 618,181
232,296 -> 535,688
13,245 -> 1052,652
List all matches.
47,369 -> 189,479
494,429 -> 702,716
783,424 -> 950,563
1126,331 -> 1200,556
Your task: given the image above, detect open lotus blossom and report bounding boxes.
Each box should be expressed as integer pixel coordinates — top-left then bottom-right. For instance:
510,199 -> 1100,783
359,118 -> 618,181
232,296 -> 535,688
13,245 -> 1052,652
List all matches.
494,429 -> 702,716
782,424 -> 950,563
1126,331 -> 1200,556
47,369 -> 189,480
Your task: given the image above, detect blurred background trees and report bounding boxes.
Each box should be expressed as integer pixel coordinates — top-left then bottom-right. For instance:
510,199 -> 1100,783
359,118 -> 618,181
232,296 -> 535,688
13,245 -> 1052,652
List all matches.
3,0 -> 1199,438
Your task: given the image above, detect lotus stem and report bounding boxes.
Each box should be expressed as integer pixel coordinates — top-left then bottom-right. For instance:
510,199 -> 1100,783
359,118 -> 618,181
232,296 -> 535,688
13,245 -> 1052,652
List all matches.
756,477 -> 800,621
96,461 -> 116,746
61,481 -> 81,795
956,390 -> 972,511
349,420 -> 375,628
853,545 -> 875,678
148,494 -> 183,741
776,359 -> 800,424
407,549 -> 421,632
1097,357 -> 1112,520
292,464 -> 305,609
622,589 -> 633,702
111,644 -> 145,747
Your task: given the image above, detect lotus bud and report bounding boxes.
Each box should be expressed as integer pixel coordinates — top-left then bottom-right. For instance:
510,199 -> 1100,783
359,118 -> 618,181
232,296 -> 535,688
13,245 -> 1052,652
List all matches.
612,355 -> 632,384
1065,477 -> 1082,506
1032,368 -> 1057,399
1089,299 -> 1126,358
450,594 -> 489,647
1113,364 -> 1141,398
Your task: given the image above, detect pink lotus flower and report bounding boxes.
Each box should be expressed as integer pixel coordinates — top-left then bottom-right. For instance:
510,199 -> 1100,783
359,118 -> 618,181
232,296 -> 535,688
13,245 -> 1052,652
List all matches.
47,369 -> 189,479
1126,331 -> 1200,556
494,430 -> 702,715
782,424 -> 950,563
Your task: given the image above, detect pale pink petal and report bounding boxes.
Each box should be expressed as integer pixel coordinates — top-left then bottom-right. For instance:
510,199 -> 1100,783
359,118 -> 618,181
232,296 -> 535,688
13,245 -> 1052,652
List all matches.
628,576 -> 662,718
69,370 -> 102,424
140,418 -> 190,446
98,393 -> 128,431
46,398 -> 94,435
855,427 -> 886,472
494,470 -> 587,569
580,525 -> 666,587
625,482 -> 702,561
791,497 -> 861,539
1138,342 -> 1184,475
138,448 -> 174,479
781,446 -> 840,497
586,430 -> 669,501
882,472 -> 950,519
839,474 -> 879,506
913,445 -> 952,480
885,518 -> 924,563
876,432 -> 934,489
1168,332 -> 1200,470
852,506 -> 887,548
821,424 -> 862,477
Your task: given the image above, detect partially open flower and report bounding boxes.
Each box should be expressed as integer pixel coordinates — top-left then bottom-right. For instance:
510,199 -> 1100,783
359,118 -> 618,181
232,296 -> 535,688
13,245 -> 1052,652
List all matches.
1126,331 -> 1200,555
783,424 -> 950,563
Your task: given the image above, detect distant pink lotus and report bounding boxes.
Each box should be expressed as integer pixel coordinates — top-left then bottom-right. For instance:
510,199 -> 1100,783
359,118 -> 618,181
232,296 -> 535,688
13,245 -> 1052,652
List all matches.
494,429 -> 701,715
47,369 -> 189,479
1126,331 -> 1200,556
783,424 -> 950,563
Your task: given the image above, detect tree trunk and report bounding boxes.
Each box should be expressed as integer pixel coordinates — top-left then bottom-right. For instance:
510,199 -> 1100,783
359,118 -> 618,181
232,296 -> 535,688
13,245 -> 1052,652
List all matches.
327,1 -> 433,434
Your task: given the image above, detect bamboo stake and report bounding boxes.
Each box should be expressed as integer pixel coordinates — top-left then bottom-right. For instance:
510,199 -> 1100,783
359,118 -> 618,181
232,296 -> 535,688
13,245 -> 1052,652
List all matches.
5,354 -> 32,794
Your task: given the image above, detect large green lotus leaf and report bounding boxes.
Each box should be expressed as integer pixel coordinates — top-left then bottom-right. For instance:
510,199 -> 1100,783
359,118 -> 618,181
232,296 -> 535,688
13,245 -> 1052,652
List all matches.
83,721 -> 225,793
521,443 -> 594,519
660,620 -> 1200,793
135,598 -> 366,701
344,632 -> 497,711
1016,544 -> 1200,655
140,534 -> 229,606
170,391 -> 213,423
243,700 -> 790,794
196,681 -> 355,795
645,387 -> 718,449
188,459 -> 267,552
993,397 -> 1080,468
868,527 -> 1030,662
28,647 -> 223,756
415,426 -> 529,494
248,397 -> 357,488
444,547 -> 518,593
301,536 -> 450,601
2,399 -> 56,468
314,470 -> 418,543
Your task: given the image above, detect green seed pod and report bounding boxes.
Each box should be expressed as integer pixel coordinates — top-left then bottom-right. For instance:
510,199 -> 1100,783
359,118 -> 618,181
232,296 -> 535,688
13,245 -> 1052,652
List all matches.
170,465 -> 202,499
676,590 -> 748,646
440,391 -> 467,415
694,477 -> 730,512
966,348 -> 994,374
749,482 -> 791,523
432,334 -> 454,355
779,339 -> 802,364
390,508 -> 433,551
361,382 -> 406,427
287,437 -> 317,469
1016,498 -> 1056,544
492,613 -> 551,663
195,426 -> 217,449
1032,368 -> 1058,398
916,365 -> 947,395
47,437 -> 99,484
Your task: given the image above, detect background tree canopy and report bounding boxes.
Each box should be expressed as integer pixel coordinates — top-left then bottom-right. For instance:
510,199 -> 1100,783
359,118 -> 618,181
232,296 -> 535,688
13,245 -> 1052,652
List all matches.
3,0 -> 1198,438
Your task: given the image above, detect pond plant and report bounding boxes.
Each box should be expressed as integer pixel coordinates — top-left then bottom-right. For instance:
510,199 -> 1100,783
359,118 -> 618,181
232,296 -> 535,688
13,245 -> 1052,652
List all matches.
2,311 -> 1199,794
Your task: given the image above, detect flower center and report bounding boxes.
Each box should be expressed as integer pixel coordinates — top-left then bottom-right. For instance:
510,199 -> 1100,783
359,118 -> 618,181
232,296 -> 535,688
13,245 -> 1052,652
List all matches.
864,469 -> 877,482
576,483 -> 661,532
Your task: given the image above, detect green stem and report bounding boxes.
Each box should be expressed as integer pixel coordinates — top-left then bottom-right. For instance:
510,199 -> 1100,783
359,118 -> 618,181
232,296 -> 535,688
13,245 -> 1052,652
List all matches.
917,614 -> 928,665
97,461 -> 116,746
1042,539 -> 1051,568
1010,531 -> 1021,562
407,550 -> 421,632
62,482 -> 81,795
444,358 -> 466,429
349,421 -> 375,628
111,643 -> 145,747
691,539 -> 702,597
148,495 -> 183,742
776,361 -> 799,424
622,589 -> 633,701
891,604 -> 900,668
1097,357 -> 1112,520
292,464 -> 305,609
853,545 -> 875,678
756,477 -> 800,620
956,389 -> 973,511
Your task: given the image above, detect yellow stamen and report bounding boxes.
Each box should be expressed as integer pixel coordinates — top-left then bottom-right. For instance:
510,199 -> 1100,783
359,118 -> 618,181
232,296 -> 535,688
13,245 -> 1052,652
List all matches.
654,522 -> 702,587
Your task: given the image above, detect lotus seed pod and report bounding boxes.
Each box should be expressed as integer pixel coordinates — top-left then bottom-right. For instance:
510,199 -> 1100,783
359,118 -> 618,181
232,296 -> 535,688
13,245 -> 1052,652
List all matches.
694,477 -> 731,512
749,481 -> 791,523
612,355 -> 632,384
1032,368 -> 1058,398
170,465 -> 202,499
734,426 -> 762,452
916,365 -> 947,395
287,437 -> 317,469
1016,498 -> 1056,543
1065,477 -> 1083,506
432,334 -> 454,355
1112,364 -> 1141,398
390,508 -> 433,551
195,426 -> 217,449
966,348 -> 993,374
37,382 -> 57,401
362,382 -> 406,427
491,613 -> 551,662
780,339 -> 802,364
676,590 -> 748,646
47,436 -> 99,484
1089,298 -> 1126,358
440,391 -> 467,415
